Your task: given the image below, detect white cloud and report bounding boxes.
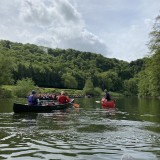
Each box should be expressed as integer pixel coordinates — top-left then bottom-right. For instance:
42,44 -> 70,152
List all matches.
20,0 -> 54,26
0,0 -> 108,55
72,0 -> 160,61
0,0 -> 159,61
101,21 -> 152,61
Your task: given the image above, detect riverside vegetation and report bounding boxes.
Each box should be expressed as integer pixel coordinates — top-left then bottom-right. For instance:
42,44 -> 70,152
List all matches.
0,15 -> 160,99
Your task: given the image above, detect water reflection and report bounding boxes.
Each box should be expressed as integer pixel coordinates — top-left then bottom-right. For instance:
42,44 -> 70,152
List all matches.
13,113 -> 38,120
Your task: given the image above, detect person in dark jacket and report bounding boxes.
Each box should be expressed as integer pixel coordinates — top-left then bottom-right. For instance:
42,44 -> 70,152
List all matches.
104,89 -> 111,101
28,90 -> 38,105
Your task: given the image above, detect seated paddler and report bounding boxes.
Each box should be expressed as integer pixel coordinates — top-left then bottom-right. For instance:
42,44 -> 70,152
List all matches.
28,90 -> 39,105
104,89 -> 111,101
58,91 -> 70,104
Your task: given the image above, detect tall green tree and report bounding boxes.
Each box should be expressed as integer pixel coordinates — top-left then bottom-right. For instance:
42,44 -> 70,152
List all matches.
138,15 -> 160,97
0,55 -> 13,85
138,69 -> 151,96
83,78 -> 94,96
124,78 -> 138,96
97,71 -> 122,91
62,73 -> 78,89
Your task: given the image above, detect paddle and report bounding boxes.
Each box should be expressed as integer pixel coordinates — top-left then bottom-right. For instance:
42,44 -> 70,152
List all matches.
69,99 -> 80,108
72,103 -> 80,108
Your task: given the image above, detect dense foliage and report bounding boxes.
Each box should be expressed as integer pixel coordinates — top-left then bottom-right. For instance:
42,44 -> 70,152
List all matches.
0,54 -> 13,85
14,78 -> 37,97
0,39 -> 145,96
138,15 -> 160,97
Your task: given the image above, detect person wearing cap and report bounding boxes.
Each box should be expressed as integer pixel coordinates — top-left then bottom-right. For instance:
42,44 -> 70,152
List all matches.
58,91 -> 70,104
28,90 -> 38,105
104,89 -> 111,101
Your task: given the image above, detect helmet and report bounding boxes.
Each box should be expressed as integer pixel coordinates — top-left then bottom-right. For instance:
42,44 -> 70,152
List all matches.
32,90 -> 36,94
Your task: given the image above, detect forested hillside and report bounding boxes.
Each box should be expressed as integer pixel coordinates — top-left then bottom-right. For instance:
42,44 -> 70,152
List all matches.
0,39 -> 145,95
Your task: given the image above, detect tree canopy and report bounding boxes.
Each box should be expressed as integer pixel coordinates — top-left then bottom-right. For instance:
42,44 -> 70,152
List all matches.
138,15 -> 160,97
0,39 -> 146,95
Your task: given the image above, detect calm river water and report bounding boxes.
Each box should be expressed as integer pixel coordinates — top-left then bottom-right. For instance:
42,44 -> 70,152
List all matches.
0,97 -> 160,160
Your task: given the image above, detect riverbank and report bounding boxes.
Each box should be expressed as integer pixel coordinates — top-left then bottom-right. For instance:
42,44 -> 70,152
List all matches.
0,85 -> 124,99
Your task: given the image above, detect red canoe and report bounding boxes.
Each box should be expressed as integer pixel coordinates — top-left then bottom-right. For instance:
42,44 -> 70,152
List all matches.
101,98 -> 116,108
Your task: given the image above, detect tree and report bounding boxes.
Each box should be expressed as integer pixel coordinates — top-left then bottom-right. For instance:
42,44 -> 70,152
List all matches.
97,71 -> 122,91
62,73 -> 78,89
0,55 -> 13,85
149,15 -> 160,53
138,15 -> 160,97
124,78 -> 138,96
83,78 -> 94,96
14,78 -> 37,97
138,69 -> 151,96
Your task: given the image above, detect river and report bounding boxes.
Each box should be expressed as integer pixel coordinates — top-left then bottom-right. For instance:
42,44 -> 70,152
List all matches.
0,97 -> 160,160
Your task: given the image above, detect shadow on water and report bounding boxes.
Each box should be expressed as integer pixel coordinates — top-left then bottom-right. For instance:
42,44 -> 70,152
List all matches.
0,98 -> 14,112
12,112 -> 38,121
0,98 -> 27,113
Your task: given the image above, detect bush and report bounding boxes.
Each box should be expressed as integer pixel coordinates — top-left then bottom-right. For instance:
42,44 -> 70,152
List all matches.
14,78 -> 37,97
94,87 -> 103,96
83,79 -> 94,96
0,87 -> 14,98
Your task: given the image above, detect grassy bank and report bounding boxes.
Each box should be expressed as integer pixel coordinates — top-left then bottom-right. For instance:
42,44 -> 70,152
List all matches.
1,85 -> 124,98
1,85 -> 84,98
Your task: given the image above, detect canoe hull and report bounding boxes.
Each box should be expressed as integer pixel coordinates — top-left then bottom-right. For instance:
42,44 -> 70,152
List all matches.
13,103 -> 72,113
101,98 -> 115,108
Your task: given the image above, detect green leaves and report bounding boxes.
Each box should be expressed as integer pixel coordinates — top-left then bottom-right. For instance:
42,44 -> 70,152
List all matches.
138,15 -> 160,97
14,78 -> 37,97
0,54 -> 13,85
0,39 -> 146,95
83,79 -> 94,96
62,73 -> 78,89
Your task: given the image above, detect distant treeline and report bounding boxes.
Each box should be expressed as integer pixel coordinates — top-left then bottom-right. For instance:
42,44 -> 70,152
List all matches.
0,40 -> 145,95
0,15 -> 159,97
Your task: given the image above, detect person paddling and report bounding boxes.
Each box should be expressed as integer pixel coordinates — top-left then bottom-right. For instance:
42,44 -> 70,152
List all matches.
58,91 -> 70,104
104,89 -> 111,101
28,90 -> 39,105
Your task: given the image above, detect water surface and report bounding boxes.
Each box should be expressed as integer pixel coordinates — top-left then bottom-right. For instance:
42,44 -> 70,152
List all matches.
0,97 -> 160,159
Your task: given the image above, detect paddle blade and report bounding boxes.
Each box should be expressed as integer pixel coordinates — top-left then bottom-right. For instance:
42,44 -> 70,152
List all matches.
73,103 -> 80,108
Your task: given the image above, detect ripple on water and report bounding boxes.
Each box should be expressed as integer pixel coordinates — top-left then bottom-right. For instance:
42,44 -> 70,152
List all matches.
0,110 -> 159,159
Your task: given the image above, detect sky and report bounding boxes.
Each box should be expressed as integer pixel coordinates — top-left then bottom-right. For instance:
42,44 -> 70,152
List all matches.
0,0 -> 159,62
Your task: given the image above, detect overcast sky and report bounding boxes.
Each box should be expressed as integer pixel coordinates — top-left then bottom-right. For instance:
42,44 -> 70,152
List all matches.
0,0 -> 159,61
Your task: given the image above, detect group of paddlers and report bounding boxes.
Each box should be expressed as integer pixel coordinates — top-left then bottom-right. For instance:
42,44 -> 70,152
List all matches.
28,88 -> 112,106
37,93 -> 84,100
37,93 -> 58,100
28,90 -> 71,106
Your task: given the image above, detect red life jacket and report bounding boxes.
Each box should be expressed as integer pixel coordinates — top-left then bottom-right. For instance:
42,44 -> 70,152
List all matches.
58,95 -> 70,104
